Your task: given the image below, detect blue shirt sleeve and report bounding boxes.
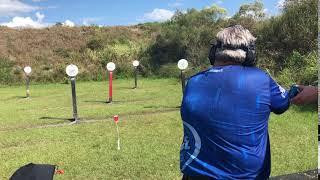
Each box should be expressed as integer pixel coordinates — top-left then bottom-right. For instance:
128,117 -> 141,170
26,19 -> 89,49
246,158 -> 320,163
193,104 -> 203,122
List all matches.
269,76 -> 290,114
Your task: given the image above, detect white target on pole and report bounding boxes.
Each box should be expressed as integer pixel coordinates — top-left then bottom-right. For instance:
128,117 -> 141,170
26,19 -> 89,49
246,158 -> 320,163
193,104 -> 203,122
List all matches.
24,66 -> 32,75
178,59 -> 188,70
66,64 -> 79,77
132,60 -> 140,67
106,62 -> 116,71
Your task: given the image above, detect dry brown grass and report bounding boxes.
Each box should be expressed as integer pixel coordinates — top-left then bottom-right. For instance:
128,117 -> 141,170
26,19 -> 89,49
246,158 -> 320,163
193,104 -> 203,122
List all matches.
0,25 -> 153,84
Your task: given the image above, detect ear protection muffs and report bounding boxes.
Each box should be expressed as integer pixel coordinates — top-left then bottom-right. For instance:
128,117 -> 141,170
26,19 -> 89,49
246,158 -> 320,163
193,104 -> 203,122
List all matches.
242,42 -> 256,66
208,40 -> 256,66
208,41 -> 221,66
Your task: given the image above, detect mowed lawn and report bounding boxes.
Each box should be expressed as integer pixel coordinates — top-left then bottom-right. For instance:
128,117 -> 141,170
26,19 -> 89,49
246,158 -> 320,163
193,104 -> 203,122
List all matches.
0,78 -> 317,179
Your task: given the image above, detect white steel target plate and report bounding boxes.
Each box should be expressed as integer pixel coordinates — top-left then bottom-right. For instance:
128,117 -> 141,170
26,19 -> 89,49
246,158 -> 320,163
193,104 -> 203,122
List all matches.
132,60 -> 140,67
178,59 -> 188,70
106,62 -> 116,71
24,66 -> 32,74
66,64 -> 79,77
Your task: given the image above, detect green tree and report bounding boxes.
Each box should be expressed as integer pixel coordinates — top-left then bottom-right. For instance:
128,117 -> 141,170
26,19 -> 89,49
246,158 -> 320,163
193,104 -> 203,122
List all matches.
256,0 -> 317,73
145,5 -> 227,75
233,0 -> 266,21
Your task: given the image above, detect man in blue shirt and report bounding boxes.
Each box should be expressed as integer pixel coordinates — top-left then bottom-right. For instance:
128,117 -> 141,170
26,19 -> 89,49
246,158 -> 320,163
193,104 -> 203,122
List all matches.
180,25 -> 290,180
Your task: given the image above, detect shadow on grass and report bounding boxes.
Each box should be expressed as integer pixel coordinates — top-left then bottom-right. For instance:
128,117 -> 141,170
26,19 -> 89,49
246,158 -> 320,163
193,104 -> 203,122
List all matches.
116,86 -> 138,90
0,109 -> 181,132
270,169 -> 317,179
291,104 -> 318,112
14,96 -> 27,99
143,105 -> 180,109
4,96 -> 32,100
81,108 -> 180,122
84,100 -> 128,104
84,100 -> 108,104
84,98 -> 153,104
39,117 -> 75,122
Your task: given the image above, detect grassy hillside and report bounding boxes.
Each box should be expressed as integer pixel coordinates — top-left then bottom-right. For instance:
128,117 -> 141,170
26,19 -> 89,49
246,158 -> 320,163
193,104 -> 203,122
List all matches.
0,25 -> 159,84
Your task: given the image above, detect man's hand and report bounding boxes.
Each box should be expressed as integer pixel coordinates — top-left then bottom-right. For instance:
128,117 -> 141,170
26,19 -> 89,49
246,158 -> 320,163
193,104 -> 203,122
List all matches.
291,85 -> 318,105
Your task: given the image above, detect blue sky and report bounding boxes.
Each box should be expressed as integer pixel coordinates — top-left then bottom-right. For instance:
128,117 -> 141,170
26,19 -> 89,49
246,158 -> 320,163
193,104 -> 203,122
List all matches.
0,0 -> 283,28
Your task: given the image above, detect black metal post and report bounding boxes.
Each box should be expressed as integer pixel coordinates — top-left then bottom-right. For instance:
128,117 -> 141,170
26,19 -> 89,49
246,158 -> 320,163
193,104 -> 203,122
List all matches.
26,75 -> 30,98
134,67 -> 138,88
70,77 -> 79,122
181,70 -> 186,94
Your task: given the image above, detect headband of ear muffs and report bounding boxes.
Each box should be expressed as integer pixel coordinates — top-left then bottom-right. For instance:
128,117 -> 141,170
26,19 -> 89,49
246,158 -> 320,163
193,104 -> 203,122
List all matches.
208,40 -> 256,66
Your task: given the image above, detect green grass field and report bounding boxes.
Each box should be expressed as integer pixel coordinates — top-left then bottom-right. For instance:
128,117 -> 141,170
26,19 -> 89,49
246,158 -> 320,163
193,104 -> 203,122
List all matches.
0,78 -> 317,179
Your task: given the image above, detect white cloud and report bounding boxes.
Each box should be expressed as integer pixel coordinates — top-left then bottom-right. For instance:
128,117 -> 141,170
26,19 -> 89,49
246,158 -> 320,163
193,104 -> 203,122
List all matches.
245,10 -> 255,16
32,0 -> 47,2
35,12 -> 44,22
168,2 -> 182,8
263,8 -> 272,18
168,0 -> 183,8
0,11 -> 76,29
277,0 -> 285,9
62,20 -> 75,27
1,17 -> 46,28
0,11 -> 50,28
142,8 -> 174,22
0,0 -> 39,16
263,8 -> 270,15
47,5 -> 58,9
215,0 -> 223,5
82,17 -> 102,26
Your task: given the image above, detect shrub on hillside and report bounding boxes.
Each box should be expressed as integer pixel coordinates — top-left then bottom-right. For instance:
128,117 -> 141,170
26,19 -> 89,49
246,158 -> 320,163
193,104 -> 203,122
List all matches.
87,38 -> 104,51
277,51 -> 317,87
157,64 -> 181,78
0,58 -> 15,84
256,0 -> 317,72
54,48 -> 71,58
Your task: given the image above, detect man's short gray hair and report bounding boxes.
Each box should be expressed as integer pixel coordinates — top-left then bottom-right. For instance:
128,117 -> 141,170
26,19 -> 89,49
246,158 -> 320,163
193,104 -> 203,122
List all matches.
215,25 -> 256,63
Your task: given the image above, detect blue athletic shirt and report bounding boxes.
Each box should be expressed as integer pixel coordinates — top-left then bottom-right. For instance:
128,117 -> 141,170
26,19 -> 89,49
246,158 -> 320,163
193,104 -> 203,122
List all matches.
180,65 -> 290,179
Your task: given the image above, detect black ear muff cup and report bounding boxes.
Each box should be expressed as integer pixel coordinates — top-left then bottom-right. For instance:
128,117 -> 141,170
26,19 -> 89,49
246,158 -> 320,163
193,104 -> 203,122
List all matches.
242,42 -> 256,66
208,41 -> 222,65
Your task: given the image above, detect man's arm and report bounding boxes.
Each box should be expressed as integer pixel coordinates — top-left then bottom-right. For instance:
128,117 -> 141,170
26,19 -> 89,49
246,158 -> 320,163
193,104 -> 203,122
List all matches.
291,85 -> 318,105
269,77 -> 290,114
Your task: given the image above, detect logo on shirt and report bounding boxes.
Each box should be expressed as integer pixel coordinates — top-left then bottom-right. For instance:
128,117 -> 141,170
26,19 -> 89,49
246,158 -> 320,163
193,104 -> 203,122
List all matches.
209,69 -> 223,73
181,121 -> 202,171
279,85 -> 286,98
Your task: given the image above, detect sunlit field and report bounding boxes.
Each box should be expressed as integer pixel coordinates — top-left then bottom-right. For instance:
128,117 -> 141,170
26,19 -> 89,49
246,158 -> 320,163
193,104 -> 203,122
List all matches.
0,78 -> 317,179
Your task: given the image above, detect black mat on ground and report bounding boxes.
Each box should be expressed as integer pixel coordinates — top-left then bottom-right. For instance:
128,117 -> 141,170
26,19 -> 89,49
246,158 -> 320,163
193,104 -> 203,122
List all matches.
10,163 -> 56,180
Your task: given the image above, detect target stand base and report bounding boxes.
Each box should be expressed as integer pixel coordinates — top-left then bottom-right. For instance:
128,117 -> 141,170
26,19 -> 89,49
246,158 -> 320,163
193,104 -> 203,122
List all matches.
69,118 -> 80,125
106,97 -> 113,104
